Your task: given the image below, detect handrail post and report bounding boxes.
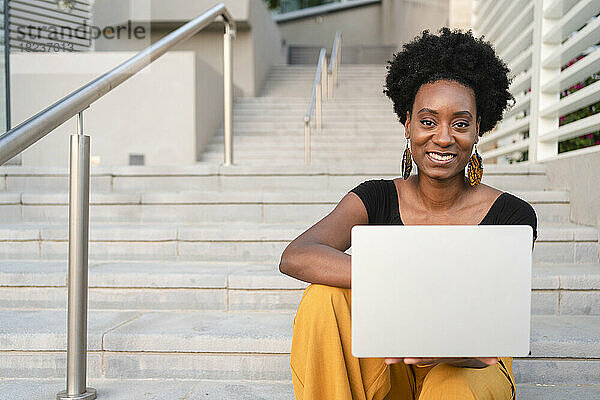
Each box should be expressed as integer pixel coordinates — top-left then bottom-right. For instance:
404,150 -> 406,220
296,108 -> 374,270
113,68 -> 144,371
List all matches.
320,55 -> 327,130
327,32 -> 341,99
304,117 -> 311,165
316,80 -> 322,131
223,22 -> 235,166
334,37 -> 340,89
57,111 -> 96,400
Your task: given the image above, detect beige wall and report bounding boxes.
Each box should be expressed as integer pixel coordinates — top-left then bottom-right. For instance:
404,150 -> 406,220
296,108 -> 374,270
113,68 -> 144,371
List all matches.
150,29 -> 252,97
250,0 -> 287,89
381,0 -> 450,46
92,0 -> 284,97
10,0 -> 285,167
278,4 -> 383,47
11,52 -> 198,167
449,0 -> 471,30
278,0 -> 449,49
544,152 -> 600,228
93,0 -> 250,26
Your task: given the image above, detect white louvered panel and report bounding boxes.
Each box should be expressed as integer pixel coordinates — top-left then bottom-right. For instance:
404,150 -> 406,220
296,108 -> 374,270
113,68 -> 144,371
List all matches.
539,113 -> 600,143
479,116 -> 531,147
494,2 -> 534,56
542,15 -> 600,68
480,138 -> 530,160
543,0 -> 600,44
486,0 -> 529,44
542,46 -> 600,93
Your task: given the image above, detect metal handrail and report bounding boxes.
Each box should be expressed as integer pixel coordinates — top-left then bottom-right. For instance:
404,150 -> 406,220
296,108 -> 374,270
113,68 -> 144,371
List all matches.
0,4 -> 236,400
303,32 -> 342,165
303,48 -> 327,165
0,3 -> 236,166
327,31 -> 342,99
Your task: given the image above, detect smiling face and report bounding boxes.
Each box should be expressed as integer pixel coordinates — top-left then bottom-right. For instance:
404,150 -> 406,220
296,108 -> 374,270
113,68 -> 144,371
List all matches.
404,79 -> 481,182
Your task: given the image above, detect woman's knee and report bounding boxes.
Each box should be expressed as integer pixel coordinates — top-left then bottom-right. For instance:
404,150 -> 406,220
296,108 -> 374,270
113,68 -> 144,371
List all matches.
294,283 -> 351,327
419,363 -> 511,400
419,365 -> 478,400
299,283 -> 350,308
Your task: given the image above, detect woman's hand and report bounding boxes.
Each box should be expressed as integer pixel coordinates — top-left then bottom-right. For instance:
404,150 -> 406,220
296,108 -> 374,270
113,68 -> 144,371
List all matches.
384,357 -> 498,369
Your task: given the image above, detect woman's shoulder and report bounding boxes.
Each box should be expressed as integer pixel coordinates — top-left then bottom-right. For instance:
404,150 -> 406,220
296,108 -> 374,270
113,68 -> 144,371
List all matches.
348,178 -> 392,193
497,191 -> 537,215
347,178 -> 396,224
485,187 -> 538,239
347,179 -> 396,203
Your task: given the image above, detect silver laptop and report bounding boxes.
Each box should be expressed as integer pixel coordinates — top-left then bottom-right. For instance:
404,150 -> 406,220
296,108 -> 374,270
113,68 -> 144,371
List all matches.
350,225 -> 533,358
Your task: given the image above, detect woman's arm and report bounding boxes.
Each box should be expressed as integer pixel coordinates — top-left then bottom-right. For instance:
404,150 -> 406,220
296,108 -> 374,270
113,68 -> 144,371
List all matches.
279,192 -> 368,288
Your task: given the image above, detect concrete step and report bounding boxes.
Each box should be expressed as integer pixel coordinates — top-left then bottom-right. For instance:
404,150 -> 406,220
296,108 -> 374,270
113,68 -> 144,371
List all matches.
231,114 -> 397,122
232,104 -> 392,112
0,190 -> 572,224
233,97 -> 389,104
212,121 -> 399,129
232,101 -> 391,109
261,85 -> 385,91
263,81 -> 386,87
205,140 -> 404,149
0,261 -> 598,315
231,110 -> 394,118
260,91 -> 384,98
234,107 -> 389,114
516,384 -> 600,399
0,222 -> 595,263
203,144 -> 403,153
1,311 -> 598,383
0,261 -> 308,312
265,73 -> 386,78
260,86 -> 386,92
0,379 -> 295,400
0,222 -> 294,262
209,135 -> 403,145
212,128 -> 402,135
263,69 -> 387,76
261,86 -> 386,92
261,81 -> 385,87
0,164 -> 548,192
2,379 -> 599,400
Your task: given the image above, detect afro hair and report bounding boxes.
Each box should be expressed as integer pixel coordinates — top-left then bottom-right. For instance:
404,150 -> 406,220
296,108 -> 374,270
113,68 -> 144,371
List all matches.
383,27 -> 515,136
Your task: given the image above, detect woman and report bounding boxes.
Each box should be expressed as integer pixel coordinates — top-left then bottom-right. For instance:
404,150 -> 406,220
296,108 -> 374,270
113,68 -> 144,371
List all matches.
279,27 -> 537,400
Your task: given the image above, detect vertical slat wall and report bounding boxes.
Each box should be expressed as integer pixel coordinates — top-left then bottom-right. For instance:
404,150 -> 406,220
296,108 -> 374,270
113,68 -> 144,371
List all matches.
0,0 -> 7,131
8,0 -> 92,52
472,0 -> 600,163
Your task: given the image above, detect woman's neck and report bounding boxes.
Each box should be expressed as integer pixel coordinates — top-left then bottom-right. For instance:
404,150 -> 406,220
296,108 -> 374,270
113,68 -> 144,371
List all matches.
414,172 -> 471,213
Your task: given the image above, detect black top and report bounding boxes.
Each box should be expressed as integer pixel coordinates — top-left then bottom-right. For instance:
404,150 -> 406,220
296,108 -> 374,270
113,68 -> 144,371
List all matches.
349,179 -> 537,240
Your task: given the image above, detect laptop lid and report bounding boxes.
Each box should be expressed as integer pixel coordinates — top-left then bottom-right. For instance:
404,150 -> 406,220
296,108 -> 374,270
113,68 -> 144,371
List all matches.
350,225 -> 532,358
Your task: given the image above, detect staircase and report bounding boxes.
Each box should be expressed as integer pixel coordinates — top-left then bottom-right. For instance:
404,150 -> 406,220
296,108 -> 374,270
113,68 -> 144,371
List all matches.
1,66 -> 599,399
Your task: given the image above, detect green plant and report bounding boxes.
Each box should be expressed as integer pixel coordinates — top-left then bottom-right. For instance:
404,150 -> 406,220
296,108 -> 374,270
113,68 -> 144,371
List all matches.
559,131 -> 600,153
265,0 -> 281,10
55,0 -> 77,10
557,66 -> 600,153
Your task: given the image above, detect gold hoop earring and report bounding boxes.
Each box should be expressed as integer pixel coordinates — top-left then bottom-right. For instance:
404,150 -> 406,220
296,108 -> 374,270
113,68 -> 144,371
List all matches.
402,137 -> 412,180
467,143 -> 483,187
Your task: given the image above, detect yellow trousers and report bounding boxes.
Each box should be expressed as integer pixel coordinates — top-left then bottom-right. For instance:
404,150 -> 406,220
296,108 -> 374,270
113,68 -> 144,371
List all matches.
290,284 -> 516,400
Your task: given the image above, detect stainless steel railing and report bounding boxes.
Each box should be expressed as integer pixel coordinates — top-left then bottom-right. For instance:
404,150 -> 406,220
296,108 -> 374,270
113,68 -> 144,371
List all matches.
0,4 -> 236,399
327,31 -> 342,99
303,32 -> 342,165
304,48 -> 327,165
